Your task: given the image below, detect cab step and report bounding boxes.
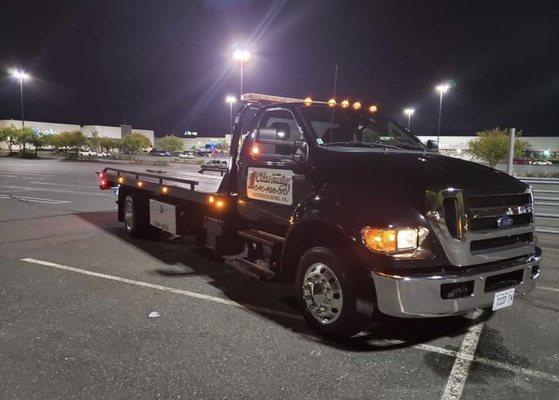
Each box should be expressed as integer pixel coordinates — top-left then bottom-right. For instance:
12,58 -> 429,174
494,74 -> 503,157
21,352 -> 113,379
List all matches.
237,228 -> 285,247
224,256 -> 276,280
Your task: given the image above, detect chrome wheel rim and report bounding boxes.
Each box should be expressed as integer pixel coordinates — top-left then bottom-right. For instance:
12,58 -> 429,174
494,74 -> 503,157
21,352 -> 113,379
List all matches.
124,200 -> 134,232
302,263 -> 343,325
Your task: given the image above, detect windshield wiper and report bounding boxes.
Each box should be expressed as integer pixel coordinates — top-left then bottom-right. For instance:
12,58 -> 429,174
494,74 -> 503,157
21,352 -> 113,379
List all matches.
321,141 -> 400,149
375,141 -> 426,151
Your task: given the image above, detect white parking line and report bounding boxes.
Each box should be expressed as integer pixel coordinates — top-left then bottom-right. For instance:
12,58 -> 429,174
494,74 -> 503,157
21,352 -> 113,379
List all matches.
440,313 -> 484,400
538,286 -> 559,293
20,257 -> 559,385
415,344 -> 559,383
20,258 -> 301,321
29,181 -> 97,189
0,184 -> 110,197
0,194 -> 71,204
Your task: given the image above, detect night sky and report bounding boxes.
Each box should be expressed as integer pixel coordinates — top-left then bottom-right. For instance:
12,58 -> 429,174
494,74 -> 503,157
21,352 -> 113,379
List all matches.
1,0 -> 558,137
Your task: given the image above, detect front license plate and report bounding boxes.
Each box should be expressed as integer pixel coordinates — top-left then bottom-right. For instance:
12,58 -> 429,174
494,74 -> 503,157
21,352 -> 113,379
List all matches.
492,288 -> 515,311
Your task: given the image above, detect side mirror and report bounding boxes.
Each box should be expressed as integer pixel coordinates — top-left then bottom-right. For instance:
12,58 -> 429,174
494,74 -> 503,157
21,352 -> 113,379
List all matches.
293,140 -> 308,163
256,127 -> 290,141
427,139 -> 439,151
256,128 -> 277,141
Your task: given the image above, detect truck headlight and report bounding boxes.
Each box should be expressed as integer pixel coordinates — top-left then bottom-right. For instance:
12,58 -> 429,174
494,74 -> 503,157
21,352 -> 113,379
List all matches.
361,227 -> 421,253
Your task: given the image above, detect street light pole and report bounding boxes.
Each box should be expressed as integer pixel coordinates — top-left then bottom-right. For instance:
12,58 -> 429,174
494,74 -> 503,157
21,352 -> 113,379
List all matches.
10,69 -> 30,127
233,48 -> 250,97
404,108 -> 415,130
19,76 -> 24,127
225,95 -> 237,134
435,83 -> 451,145
240,60 -> 244,95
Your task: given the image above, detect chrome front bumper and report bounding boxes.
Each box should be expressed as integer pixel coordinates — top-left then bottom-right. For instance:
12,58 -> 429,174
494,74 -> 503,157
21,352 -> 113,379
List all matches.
371,253 -> 541,318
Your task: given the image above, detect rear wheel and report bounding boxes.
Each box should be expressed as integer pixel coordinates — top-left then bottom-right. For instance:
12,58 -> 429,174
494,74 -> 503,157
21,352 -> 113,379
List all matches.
123,195 -> 149,237
296,247 -> 366,339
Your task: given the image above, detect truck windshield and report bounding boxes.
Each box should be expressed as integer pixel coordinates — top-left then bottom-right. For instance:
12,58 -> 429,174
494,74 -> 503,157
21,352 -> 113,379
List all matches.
300,106 -> 425,150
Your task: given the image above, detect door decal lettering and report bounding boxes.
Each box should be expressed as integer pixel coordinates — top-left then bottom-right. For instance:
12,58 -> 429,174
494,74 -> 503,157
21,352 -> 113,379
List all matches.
247,167 -> 293,205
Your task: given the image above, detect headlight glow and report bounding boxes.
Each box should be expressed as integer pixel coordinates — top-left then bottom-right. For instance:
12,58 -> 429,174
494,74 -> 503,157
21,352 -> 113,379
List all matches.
361,227 -> 420,253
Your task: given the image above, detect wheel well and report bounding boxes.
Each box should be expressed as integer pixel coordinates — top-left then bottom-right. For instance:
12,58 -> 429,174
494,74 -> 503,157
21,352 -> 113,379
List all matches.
117,186 -> 146,222
281,221 -> 351,283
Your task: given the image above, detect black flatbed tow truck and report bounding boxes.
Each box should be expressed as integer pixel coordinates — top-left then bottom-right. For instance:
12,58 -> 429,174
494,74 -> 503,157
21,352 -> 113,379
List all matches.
97,93 -> 541,338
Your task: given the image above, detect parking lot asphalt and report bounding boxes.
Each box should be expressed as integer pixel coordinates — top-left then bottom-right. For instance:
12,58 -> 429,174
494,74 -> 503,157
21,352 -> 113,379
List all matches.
1,158 -> 558,400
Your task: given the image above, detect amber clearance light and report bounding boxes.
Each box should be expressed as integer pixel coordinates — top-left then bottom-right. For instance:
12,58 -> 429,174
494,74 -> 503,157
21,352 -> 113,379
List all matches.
361,227 -> 418,253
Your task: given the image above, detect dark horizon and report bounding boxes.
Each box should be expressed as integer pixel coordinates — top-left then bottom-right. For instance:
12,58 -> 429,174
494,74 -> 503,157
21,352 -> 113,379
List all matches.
1,0 -> 558,138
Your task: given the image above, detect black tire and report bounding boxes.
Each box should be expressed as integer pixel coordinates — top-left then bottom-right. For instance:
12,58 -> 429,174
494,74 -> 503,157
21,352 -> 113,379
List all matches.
295,247 -> 366,339
123,195 -> 150,238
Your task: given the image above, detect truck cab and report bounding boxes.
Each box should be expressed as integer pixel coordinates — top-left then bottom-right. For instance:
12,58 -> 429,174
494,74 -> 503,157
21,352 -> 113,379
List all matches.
102,93 -> 541,339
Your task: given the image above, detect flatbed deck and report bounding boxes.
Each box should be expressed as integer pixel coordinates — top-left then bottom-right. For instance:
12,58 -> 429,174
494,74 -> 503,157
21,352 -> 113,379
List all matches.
102,166 -> 224,203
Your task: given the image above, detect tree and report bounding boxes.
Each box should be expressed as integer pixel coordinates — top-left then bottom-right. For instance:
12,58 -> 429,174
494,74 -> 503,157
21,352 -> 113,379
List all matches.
88,130 -> 102,152
159,135 -> 184,153
45,133 -> 62,153
16,127 -> 36,155
28,130 -> 47,157
468,128 -> 530,168
120,133 -> 151,160
99,137 -> 121,154
58,131 -> 87,155
0,125 -> 21,154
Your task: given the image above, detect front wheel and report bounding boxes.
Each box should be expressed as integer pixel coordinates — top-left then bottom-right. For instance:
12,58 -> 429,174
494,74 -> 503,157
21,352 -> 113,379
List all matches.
296,247 -> 366,339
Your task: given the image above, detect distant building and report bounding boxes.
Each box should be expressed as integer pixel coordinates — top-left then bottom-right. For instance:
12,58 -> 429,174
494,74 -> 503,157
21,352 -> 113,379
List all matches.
417,135 -> 558,160
164,134 -> 233,151
0,119 -> 155,148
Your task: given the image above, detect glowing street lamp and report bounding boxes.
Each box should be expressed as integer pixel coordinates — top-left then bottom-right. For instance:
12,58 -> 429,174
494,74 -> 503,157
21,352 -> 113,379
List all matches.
232,47 -> 251,95
435,82 -> 451,144
403,108 -> 415,130
225,95 -> 237,134
9,68 -> 30,127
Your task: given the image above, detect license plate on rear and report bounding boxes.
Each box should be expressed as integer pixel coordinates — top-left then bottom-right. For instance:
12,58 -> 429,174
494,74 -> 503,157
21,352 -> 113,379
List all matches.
492,288 -> 515,311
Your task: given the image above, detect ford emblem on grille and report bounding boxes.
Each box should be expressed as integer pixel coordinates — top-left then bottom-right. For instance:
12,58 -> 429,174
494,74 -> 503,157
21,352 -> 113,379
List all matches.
497,215 -> 514,228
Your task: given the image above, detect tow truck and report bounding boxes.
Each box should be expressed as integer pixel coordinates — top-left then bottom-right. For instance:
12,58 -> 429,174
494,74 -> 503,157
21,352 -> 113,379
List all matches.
97,93 -> 541,338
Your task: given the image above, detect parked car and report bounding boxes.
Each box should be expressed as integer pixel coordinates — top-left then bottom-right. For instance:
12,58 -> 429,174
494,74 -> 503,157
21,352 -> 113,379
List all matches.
199,159 -> 228,175
149,148 -> 171,157
178,152 -> 194,159
79,149 -> 97,157
532,160 -> 552,166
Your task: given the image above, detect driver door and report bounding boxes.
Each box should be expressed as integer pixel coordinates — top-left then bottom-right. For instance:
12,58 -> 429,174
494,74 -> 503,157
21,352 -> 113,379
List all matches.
236,107 -> 313,235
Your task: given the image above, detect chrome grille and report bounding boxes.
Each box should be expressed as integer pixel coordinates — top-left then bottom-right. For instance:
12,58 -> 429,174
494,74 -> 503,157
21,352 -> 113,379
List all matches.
426,188 -> 535,266
466,193 -> 534,232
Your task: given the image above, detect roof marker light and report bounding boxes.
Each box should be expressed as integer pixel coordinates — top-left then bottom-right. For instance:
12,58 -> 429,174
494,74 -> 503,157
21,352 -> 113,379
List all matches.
341,100 -> 350,108
327,98 -> 336,107
368,105 -> 378,113
352,102 -> 362,110
303,97 -> 313,106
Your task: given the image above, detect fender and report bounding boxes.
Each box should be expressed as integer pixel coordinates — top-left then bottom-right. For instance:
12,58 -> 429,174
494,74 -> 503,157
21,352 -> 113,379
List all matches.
281,181 -> 450,280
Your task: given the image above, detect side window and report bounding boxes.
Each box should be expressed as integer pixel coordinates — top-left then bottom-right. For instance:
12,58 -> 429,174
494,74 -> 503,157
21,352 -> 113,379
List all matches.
252,109 -> 307,161
259,109 -> 303,141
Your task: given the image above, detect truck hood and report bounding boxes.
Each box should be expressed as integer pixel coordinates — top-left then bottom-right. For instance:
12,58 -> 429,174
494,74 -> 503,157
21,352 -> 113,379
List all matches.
316,149 -> 528,196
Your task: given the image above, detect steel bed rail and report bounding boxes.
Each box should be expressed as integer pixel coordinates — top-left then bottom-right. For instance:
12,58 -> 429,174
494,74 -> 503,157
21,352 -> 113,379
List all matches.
103,167 -> 199,190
